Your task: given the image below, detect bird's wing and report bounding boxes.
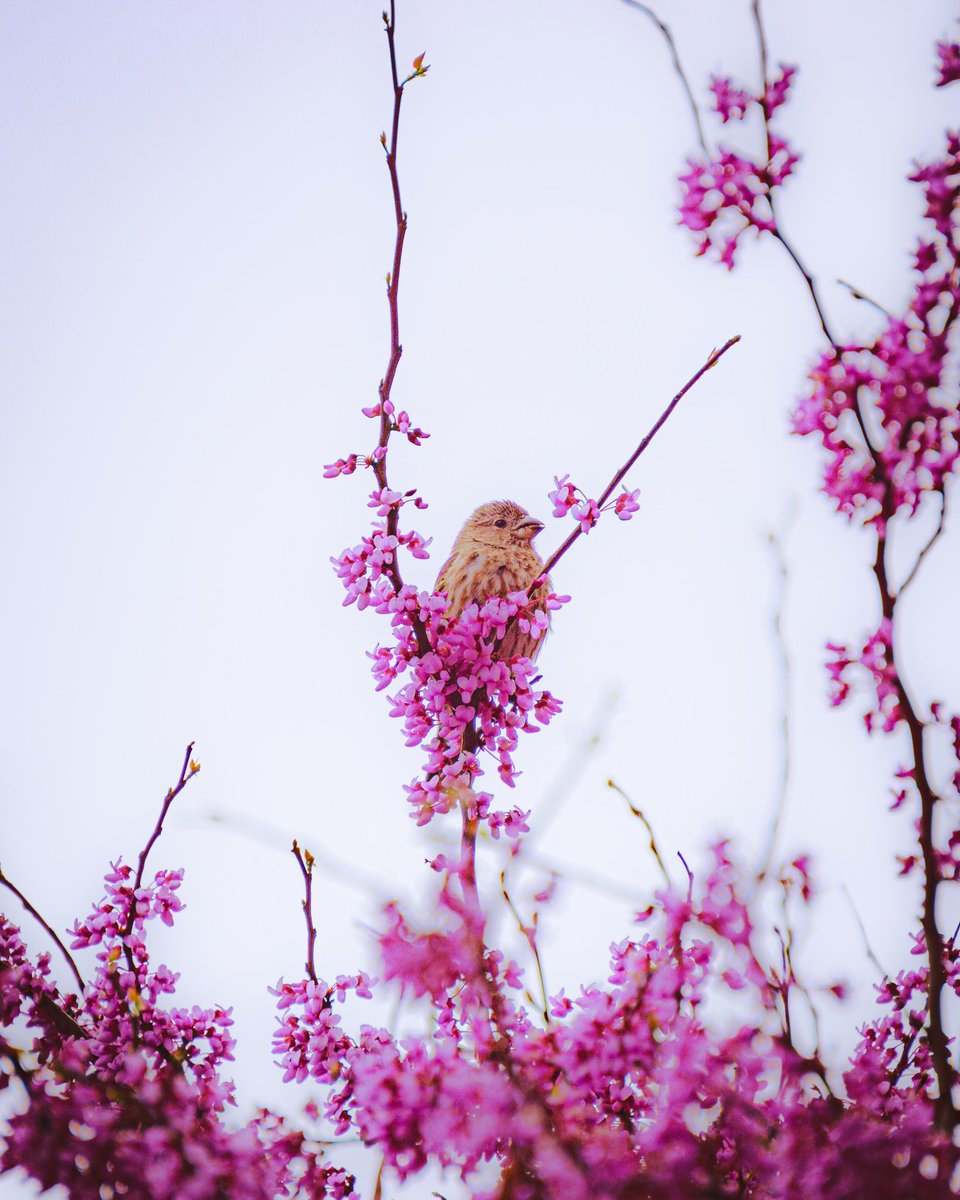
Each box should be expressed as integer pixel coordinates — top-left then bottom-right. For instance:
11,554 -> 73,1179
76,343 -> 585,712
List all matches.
433,551 -> 457,596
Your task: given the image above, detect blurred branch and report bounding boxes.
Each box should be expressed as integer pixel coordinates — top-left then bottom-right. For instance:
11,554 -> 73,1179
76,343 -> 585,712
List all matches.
621,0 -> 710,158
756,509 -> 796,882
841,882 -> 888,982
525,689 -> 620,846
608,779 -> 671,887
898,488 -> 948,599
500,869 -> 550,1025
836,278 -> 892,319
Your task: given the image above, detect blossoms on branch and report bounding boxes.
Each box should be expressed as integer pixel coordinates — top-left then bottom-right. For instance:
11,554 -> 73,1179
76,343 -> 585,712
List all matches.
792,131 -> 959,523
679,65 -> 799,267
1,861 -> 352,1199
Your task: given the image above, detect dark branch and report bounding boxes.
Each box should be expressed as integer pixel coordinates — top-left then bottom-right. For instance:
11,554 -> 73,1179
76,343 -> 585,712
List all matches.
622,0 -> 710,158
898,488 -> 948,599
0,867 -> 85,993
540,336 -> 740,580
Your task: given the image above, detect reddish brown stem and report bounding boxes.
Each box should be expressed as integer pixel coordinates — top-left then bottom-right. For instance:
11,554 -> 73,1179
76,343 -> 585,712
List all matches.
120,744 -> 199,981
540,336 -> 740,580
375,3 -> 431,657
292,840 -> 319,985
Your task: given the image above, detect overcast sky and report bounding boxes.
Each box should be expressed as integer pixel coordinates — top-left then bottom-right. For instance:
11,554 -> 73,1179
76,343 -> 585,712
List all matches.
2,2 -> 958,1195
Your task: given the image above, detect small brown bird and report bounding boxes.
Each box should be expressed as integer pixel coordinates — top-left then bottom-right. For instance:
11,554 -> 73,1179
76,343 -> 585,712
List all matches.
434,500 -> 551,661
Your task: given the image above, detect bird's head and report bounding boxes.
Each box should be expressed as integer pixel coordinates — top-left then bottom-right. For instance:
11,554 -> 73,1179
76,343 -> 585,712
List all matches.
462,500 -> 545,547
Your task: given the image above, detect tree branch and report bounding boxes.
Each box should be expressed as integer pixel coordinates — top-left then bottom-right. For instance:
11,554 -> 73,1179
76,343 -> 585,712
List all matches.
0,867 -> 85,993
292,840 -> 319,985
622,0 -> 711,159
540,336 -> 740,580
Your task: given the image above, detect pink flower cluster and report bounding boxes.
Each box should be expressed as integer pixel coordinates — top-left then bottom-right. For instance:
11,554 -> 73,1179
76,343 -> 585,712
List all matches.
267,842 -> 958,1198
826,619 -> 901,734
548,475 -> 640,531
679,65 -> 798,267
792,133 -> 959,523
936,37 -> 960,87
1,870 -> 352,1199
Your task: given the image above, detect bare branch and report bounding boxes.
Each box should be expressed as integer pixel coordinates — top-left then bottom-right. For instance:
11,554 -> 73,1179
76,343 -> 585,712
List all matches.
836,278 -> 893,320
621,0 -> 710,158
292,840 -> 319,984
898,488 -> 948,599
541,336 -> 741,580
608,779 -> 671,887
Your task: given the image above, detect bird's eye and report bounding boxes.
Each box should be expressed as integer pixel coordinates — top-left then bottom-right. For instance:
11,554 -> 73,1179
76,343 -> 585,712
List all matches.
494,519 -> 507,528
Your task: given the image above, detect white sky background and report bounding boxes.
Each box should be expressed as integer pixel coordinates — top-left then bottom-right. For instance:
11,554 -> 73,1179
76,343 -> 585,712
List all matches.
1,0 -> 958,1194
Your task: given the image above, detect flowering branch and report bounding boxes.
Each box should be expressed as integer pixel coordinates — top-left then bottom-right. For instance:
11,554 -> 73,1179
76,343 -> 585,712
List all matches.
647,0 -> 960,1130
119,742 -> 199,976
541,335 -> 740,579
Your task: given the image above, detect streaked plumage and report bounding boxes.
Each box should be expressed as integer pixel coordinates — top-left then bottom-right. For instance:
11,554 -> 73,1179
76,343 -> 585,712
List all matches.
434,500 -> 551,661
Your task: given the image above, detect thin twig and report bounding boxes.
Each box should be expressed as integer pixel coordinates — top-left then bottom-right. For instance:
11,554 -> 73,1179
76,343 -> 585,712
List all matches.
677,852 -> 694,903
523,689 -> 620,846
540,336 -> 741,581
608,779 -> 671,887
375,3 -> 430,656
840,882 -> 888,981
622,0 -> 710,158
750,0 -> 838,349
292,840 -> 319,985
898,489 -> 948,599
500,870 -> 550,1025
121,744 -> 200,969
0,867 -> 85,993
836,278 -> 893,320
128,744 -> 199,914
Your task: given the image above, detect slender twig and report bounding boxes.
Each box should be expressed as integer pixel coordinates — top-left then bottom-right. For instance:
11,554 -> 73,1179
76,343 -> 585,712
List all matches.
677,852 -> 694,903
836,278 -> 893,320
840,882 -> 888,981
749,0 -> 839,349
375,3 -> 430,657
500,870 -> 550,1025
292,841 -> 319,985
621,0 -> 710,158
523,690 -> 620,846
540,336 -> 741,581
898,489 -> 948,599
756,512 -> 796,882
121,743 -> 200,967
0,867 -> 85,993
128,744 -> 199,916
608,779 -> 671,887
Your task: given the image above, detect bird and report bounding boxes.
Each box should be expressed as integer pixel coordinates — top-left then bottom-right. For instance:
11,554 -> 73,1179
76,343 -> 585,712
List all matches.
433,500 -> 551,662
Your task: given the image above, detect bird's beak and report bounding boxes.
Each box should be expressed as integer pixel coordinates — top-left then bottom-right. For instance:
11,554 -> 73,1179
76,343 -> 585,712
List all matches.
517,517 -> 544,538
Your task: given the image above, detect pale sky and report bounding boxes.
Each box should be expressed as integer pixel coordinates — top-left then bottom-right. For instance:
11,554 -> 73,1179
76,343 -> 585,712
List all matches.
1,2 -> 958,1196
